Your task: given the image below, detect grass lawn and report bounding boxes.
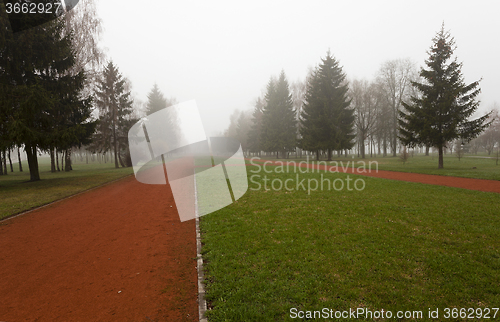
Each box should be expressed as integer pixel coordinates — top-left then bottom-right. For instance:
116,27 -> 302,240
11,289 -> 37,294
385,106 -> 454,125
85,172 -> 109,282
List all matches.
0,157 -> 133,220
257,153 -> 500,181
200,163 -> 500,321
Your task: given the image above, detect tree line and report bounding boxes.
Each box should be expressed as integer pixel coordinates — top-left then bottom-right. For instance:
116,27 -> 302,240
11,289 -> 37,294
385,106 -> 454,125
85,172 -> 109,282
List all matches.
227,25 -> 494,168
0,1 -> 176,180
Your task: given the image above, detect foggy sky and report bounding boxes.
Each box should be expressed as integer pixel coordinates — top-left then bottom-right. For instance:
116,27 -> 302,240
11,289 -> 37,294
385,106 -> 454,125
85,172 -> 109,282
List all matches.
97,0 -> 500,136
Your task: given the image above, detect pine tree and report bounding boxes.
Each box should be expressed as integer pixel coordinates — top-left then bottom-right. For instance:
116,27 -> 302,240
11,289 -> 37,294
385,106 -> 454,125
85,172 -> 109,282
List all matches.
299,52 -> 355,160
399,25 -> 490,169
259,77 -> 276,156
247,97 -> 264,155
145,83 -> 167,115
92,61 -> 135,168
236,111 -> 251,155
1,4 -> 94,180
52,69 -> 96,172
260,71 -> 296,158
116,83 -> 136,167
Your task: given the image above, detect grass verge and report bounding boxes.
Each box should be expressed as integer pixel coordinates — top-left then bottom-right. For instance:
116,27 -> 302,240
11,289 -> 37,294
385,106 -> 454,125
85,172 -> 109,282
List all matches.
200,163 -> 500,321
254,153 -> 500,181
0,158 -> 133,220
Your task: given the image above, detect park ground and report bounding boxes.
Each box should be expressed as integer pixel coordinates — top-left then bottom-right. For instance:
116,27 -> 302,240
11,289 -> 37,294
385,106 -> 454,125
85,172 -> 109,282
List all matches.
1,154 -> 499,321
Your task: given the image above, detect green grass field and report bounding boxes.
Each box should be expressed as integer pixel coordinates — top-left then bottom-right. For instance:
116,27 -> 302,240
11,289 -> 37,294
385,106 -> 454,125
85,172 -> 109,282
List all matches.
200,163 -> 500,321
0,157 -> 133,220
256,152 -> 500,181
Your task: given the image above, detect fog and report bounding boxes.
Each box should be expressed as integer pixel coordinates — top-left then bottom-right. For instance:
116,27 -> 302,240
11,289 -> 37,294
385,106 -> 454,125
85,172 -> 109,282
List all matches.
97,0 -> 500,136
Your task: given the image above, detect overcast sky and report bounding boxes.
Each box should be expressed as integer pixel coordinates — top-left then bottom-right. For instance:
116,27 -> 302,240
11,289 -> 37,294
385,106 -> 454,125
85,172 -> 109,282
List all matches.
96,0 -> 500,136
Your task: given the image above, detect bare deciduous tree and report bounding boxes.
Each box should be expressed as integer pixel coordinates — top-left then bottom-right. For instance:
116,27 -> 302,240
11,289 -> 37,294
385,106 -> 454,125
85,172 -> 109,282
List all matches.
455,140 -> 464,161
290,70 -> 311,158
475,106 -> 500,155
376,58 -> 417,157
224,109 -> 241,139
400,146 -> 410,165
351,79 -> 380,158
63,0 -> 105,91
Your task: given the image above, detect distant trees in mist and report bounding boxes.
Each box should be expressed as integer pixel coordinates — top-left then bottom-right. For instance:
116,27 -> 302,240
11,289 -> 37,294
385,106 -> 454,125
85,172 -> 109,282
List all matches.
225,52 -> 418,161
224,25 -> 496,169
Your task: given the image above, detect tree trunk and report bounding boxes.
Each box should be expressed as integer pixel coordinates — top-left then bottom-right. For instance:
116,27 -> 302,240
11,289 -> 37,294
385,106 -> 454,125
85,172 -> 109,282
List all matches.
56,149 -> 60,171
327,148 -> 332,161
370,137 -> 373,158
392,131 -> 397,157
316,150 -> 319,161
113,123 -> 119,168
8,149 -> 13,172
50,148 -> 56,172
118,151 -> 125,167
17,146 -> 23,172
0,151 -> 3,175
25,144 -> 41,181
438,145 -> 444,169
2,150 -> 7,174
383,133 -> 387,157
65,149 -> 72,171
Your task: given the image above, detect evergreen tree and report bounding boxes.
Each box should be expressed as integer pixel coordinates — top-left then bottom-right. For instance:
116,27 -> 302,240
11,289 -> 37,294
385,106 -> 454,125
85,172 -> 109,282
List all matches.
299,52 -> 355,160
260,71 -> 296,158
92,61 -> 135,168
259,78 -> 276,155
50,69 -> 96,172
247,97 -> 264,154
1,3 -> 94,180
145,83 -> 167,115
144,83 -> 180,151
236,111 -> 251,155
399,25 -> 490,169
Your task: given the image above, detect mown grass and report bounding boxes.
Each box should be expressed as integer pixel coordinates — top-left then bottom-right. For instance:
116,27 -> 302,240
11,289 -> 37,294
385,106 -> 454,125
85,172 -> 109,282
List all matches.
368,154 -> 500,181
200,163 -> 500,321
256,153 -> 500,181
0,157 -> 133,219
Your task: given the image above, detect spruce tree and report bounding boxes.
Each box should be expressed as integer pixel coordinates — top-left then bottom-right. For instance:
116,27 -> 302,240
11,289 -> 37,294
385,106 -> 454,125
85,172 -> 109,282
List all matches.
260,77 -> 277,156
400,25 -> 490,169
1,4 -> 94,180
236,111 -> 251,155
93,61 -> 135,168
260,71 -> 296,158
145,83 -> 167,115
247,97 -> 264,155
51,69 -> 96,172
300,52 -> 355,160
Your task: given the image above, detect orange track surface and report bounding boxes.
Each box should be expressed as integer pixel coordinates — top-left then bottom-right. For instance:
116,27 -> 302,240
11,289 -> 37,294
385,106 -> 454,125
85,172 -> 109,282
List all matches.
0,176 -> 198,322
